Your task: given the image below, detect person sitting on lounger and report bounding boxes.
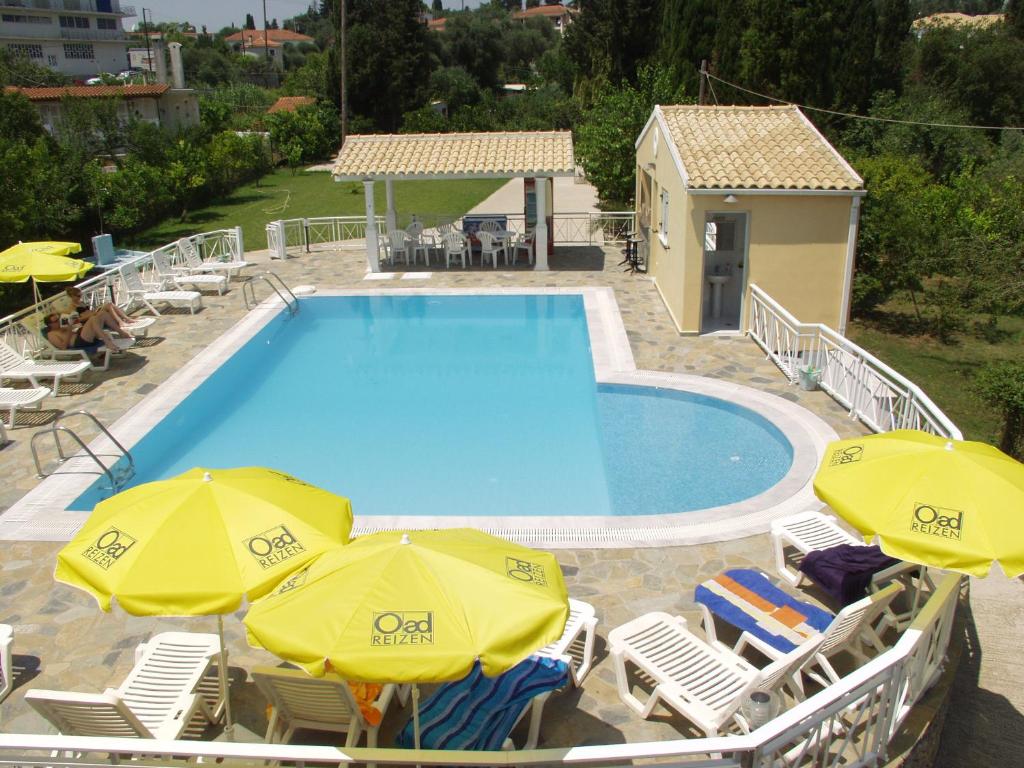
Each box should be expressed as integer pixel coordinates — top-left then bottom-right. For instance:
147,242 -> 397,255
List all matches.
59,287 -> 135,339
44,312 -> 119,354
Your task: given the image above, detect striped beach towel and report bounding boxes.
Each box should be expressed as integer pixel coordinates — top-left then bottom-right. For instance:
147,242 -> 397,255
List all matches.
396,656 -> 570,751
695,568 -> 833,653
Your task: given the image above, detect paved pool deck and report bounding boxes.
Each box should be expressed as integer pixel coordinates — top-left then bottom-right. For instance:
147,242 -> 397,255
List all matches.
0,244 -> 1015,763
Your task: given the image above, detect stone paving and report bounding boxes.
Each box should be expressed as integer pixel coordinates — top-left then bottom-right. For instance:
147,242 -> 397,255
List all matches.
0,244 -> 887,747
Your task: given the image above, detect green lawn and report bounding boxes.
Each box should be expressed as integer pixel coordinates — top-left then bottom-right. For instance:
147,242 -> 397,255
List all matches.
131,170 -> 507,252
847,305 -> 1024,443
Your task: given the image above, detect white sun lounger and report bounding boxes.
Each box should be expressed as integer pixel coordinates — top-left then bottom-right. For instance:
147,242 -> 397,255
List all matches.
0,623 -> 12,703
120,264 -> 202,316
609,611 -> 822,736
0,386 -> 50,428
26,631 -> 221,740
151,249 -> 227,295
771,510 -> 926,631
21,320 -> 134,372
0,340 -> 90,395
177,238 -> 250,278
252,666 -> 399,746
535,598 -> 598,685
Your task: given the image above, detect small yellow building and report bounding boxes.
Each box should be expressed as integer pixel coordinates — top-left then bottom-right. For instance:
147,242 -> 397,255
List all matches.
635,105 -> 864,335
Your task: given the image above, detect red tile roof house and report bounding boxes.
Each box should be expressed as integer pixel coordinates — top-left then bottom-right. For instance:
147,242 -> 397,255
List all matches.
267,96 -> 315,114
223,29 -> 316,69
4,84 -> 200,135
511,4 -> 578,34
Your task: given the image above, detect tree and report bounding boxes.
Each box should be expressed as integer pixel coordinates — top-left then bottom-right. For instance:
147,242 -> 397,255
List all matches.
266,102 -> 340,161
346,0 -> 436,131
432,0 -> 443,13
0,48 -> 69,87
974,362 -> 1024,458
575,66 -> 686,205
245,13 -> 257,29
563,0 -> 661,96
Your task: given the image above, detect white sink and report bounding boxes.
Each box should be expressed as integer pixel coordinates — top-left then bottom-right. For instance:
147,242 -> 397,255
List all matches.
707,274 -> 732,319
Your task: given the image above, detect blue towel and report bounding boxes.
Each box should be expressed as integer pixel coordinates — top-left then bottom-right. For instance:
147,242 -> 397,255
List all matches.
396,656 -> 570,751
694,568 -> 834,653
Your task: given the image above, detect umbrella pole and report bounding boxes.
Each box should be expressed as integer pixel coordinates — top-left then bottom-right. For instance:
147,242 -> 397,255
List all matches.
412,683 -> 421,751
217,615 -> 234,740
32,279 -> 41,307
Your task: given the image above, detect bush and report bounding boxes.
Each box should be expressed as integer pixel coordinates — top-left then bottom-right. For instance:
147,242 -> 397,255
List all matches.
265,102 -> 340,163
974,361 -> 1024,458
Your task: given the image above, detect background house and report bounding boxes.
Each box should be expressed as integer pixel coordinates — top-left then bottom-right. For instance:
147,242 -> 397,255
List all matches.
0,0 -> 135,79
635,105 -> 864,335
4,82 -> 199,134
223,28 -> 315,69
511,4 -> 577,34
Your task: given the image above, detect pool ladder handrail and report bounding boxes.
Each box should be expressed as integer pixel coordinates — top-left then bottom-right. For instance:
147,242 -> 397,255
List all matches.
30,410 -> 135,492
242,271 -> 299,315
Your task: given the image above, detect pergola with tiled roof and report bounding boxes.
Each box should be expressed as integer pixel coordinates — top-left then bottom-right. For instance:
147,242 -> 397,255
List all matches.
332,131 -> 575,271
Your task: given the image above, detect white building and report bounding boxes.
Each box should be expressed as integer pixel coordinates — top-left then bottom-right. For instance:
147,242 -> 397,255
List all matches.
0,0 -> 135,80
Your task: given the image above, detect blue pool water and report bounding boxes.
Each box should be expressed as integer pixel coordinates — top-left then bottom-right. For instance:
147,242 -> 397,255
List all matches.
71,295 -> 793,517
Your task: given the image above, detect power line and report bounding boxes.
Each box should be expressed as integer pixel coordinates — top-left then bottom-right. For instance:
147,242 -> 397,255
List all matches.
703,70 -> 1024,132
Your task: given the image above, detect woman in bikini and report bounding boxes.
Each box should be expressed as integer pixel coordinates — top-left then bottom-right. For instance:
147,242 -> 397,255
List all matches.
61,287 -> 135,339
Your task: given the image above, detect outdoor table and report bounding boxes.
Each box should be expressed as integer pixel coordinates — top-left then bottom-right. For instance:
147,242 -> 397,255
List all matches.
694,568 -> 833,654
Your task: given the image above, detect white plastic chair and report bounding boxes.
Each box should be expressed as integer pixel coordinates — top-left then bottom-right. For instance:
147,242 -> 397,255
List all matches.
26,631 -> 221,740
734,582 -> 903,689
151,249 -> 227,295
509,229 -> 535,265
386,230 -> 412,266
0,623 -> 12,703
477,231 -> 505,269
771,510 -> 925,630
176,237 -> 249,278
442,232 -> 471,269
609,611 -> 821,736
0,340 -> 90,395
252,666 -> 399,746
405,221 -> 435,265
120,264 -> 202,316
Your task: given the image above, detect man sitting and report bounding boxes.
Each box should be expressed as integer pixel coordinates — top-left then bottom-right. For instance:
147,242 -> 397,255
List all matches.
44,312 -> 120,358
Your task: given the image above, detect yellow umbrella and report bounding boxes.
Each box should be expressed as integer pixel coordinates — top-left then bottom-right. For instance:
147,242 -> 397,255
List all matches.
814,430 -> 1024,577
0,241 -> 90,304
55,466 -> 354,735
244,528 -> 569,747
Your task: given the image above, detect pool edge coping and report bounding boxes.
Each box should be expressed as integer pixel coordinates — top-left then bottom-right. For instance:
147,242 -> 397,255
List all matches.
0,287 -> 837,547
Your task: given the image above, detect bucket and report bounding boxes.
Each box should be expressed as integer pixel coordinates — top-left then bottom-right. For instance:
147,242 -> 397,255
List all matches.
798,366 -> 821,391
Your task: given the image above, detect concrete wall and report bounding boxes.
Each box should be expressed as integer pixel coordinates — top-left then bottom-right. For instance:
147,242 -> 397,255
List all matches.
158,90 -> 201,131
637,115 -> 857,334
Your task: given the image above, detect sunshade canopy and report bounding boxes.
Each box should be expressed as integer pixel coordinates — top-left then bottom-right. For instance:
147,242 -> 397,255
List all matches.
814,430 -> 1024,577
55,466 -> 354,615
0,241 -> 89,284
245,528 -> 569,681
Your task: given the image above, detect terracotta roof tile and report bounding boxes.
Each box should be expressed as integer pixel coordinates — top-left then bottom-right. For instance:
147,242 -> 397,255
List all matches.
657,105 -> 862,191
332,131 -> 575,179
5,84 -> 170,101
267,96 -> 315,114
224,29 -> 314,44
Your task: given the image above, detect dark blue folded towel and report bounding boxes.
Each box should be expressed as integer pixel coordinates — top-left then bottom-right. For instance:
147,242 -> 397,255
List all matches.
799,544 -> 901,606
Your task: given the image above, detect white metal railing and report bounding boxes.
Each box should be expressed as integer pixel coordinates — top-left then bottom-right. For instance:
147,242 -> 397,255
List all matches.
265,212 -> 635,258
0,228 -> 242,357
0,574 -> 962,768
747,284 -> 962,440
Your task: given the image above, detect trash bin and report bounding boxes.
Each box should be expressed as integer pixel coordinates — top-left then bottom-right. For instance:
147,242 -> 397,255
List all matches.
798,366 -> 821,391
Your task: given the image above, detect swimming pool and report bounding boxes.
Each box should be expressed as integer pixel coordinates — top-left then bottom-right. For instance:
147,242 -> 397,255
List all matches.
69,293 -> 792,518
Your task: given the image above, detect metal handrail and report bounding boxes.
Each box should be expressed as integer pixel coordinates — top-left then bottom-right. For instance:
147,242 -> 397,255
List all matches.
30,411 -> 134,491
241,271 -> 299,315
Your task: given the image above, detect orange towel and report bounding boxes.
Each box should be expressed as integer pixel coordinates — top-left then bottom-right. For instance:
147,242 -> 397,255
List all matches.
348,681 -> 384,726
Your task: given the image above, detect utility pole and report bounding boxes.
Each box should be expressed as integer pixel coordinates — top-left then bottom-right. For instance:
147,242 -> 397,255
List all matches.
698,59 -> 707,106
262,0 -> 270,64
142,8 -> 153,83
340,0 -> 347,143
